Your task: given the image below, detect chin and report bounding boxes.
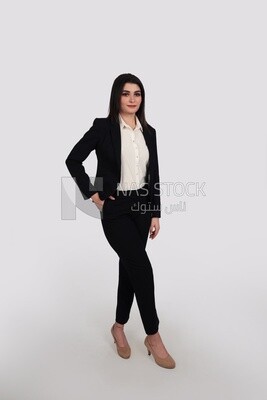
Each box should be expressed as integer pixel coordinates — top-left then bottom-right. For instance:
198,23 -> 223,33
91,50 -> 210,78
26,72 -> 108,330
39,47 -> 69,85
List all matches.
124,110 -> 136,114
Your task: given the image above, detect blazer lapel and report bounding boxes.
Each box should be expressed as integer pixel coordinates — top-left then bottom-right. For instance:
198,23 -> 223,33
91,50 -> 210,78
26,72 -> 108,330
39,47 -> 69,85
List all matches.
110,120 -> 121,174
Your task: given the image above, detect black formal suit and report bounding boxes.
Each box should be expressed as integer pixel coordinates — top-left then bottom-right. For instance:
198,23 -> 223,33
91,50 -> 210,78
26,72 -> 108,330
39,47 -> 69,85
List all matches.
65,116 -> 161,218
65,116 -> 161,335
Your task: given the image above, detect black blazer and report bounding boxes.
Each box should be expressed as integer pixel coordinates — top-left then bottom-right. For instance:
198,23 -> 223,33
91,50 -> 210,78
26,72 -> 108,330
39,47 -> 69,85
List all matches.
65,117 -> 161,218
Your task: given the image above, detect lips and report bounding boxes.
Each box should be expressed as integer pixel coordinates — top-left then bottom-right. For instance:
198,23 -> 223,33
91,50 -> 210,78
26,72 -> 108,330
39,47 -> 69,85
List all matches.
127,105 -> 136,107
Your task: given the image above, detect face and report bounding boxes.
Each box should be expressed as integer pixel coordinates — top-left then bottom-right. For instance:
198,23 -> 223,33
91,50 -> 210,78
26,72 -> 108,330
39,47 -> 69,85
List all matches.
119,83 -> 142,115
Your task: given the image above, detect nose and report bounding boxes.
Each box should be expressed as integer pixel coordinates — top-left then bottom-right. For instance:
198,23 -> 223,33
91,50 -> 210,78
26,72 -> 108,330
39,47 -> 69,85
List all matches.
129,95 -> 135,102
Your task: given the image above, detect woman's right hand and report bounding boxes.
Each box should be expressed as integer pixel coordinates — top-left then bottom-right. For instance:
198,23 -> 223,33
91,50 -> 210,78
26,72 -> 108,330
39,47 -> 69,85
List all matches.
91,193 -> 115,211
91,194 -> 105,211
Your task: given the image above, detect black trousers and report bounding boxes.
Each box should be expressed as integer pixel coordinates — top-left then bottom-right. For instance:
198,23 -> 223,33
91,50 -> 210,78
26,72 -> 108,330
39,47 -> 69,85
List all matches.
100,184 -> 160,335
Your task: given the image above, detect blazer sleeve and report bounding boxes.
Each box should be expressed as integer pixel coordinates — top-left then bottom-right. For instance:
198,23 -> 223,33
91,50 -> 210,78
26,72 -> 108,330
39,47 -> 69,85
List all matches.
65,118 -> 102,200
151,128 -> 161,218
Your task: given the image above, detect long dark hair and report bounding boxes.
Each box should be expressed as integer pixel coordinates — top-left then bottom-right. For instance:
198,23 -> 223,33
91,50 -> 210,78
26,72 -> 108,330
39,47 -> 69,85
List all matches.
107,73 -> 149,131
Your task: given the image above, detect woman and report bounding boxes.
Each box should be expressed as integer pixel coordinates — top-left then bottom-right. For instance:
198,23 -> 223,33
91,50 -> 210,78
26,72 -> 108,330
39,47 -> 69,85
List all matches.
65,73 -> 175,369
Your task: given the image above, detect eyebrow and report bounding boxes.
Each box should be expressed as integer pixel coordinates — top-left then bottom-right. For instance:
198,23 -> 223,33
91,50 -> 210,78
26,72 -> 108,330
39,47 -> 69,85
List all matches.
122,90 -> 141,93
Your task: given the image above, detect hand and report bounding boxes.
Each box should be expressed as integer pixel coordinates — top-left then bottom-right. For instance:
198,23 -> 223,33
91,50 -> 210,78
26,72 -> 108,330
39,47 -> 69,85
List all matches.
149,217 -> 160,240
91,193 -> 116,211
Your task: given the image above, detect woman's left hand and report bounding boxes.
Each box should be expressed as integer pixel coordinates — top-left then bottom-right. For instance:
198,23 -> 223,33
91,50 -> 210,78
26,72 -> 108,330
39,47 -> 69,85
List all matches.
149,217 -> 160,240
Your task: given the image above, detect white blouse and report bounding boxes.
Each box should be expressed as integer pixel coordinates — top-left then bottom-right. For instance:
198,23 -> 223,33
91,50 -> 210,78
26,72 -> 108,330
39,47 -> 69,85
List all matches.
117,113 -> 149,191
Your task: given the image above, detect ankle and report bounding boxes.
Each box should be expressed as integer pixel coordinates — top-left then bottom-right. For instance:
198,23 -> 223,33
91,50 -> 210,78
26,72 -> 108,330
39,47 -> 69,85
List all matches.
147,332 -> 161,344
114,322 -> 124,329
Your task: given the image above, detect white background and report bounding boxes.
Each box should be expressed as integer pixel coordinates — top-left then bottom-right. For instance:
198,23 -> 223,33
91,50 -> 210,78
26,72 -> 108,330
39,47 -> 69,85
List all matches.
1,1 -> 266,399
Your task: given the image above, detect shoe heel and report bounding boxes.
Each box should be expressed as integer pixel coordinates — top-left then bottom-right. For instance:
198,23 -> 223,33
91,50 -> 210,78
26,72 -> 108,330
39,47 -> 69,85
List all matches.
145,338 -> 151,355
144,335 -> 176,369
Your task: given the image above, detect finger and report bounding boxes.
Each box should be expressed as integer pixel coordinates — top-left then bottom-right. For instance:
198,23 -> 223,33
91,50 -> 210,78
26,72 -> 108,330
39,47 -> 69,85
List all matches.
149,227 -> 155,237
151,231 -> 157,239
150,227 -> 159,239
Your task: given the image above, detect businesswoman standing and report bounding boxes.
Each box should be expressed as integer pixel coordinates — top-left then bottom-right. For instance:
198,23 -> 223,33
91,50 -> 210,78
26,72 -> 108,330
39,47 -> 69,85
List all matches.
65,73 -> 175,369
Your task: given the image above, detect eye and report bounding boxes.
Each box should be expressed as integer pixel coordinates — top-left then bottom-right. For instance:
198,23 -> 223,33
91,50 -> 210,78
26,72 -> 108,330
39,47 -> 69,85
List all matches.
122,92 -> 129,96
135,93 -> 141,96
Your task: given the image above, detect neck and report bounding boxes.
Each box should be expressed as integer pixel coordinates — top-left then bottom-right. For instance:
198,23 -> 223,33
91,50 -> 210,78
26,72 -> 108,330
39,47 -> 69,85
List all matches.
119,112 -> 136,125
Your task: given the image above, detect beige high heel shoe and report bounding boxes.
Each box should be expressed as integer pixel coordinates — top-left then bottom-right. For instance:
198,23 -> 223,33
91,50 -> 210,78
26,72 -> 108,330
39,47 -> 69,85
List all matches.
144,336 -> 176,369
111,324 -> 131,359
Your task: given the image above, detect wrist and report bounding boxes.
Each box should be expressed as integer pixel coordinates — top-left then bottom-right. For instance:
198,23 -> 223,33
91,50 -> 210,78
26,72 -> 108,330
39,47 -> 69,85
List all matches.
90,193 -> 99,203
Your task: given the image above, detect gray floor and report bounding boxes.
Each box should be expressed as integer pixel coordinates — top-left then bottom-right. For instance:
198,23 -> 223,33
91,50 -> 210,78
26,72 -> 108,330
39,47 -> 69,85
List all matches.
1,222 -> 266,400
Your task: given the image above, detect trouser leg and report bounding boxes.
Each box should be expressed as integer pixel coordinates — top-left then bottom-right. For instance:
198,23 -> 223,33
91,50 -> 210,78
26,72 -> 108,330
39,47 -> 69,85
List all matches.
115,258 -> 134,324
101,210 -> 159,335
